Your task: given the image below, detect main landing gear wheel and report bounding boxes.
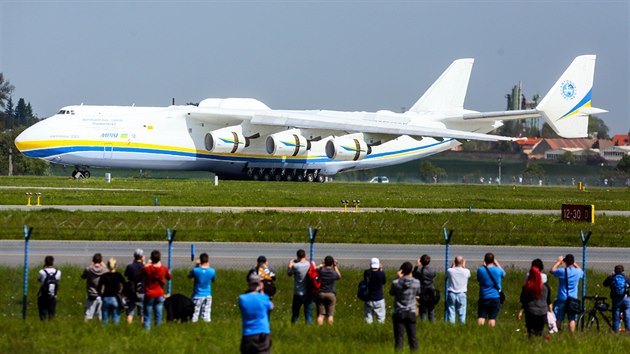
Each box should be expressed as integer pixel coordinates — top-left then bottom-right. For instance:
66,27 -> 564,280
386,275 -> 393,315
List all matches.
316,175 -> 325,183
71,169 -> 91,179
306,173 -> 315,182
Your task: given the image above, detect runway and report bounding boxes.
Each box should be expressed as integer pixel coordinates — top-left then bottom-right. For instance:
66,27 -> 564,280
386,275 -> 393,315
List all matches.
1,204 -> 630,216
1,240 -> 627,272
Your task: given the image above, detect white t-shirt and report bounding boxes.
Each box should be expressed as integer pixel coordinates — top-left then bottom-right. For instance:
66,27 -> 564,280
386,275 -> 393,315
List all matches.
38,268 -> 61,283
447,267 -> 471,293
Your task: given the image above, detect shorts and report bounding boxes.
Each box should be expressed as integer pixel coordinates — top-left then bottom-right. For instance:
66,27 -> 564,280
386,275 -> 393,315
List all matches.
477,298 -> 501,320
316,292 -> 337,317
553,299 -> 579,321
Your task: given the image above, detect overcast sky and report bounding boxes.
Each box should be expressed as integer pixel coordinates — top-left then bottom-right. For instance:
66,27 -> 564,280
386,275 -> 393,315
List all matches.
1,0 -> 628,134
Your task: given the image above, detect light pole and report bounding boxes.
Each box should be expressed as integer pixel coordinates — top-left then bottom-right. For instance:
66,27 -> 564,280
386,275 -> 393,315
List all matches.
497,155 -> 502,185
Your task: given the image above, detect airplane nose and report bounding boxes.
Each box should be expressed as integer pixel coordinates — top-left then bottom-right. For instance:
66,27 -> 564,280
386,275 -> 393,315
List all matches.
14,125 -> 39,154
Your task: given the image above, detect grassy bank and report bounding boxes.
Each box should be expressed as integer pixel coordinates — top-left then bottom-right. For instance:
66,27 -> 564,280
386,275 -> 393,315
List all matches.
1,176 -> 629,210
2,266 -> 628,353
1,210 -> 629,246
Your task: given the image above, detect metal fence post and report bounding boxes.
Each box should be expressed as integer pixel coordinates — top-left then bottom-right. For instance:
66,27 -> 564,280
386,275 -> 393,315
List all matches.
580,229 -> 592,313
443,228 -> 453,321
309,227 -> 318,262
167,228 -> 176,295
22,225 -> 33,320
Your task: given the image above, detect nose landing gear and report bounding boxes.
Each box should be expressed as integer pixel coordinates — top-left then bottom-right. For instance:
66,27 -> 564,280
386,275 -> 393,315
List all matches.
71,169 -> 91,179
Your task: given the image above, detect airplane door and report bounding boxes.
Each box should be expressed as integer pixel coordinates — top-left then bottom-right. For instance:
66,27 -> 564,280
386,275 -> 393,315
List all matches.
103,143 -> 113,159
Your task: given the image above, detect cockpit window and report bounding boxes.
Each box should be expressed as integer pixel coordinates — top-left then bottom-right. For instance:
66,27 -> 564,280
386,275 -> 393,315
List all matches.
58,110 -> 66,114
57,109 -> 75,115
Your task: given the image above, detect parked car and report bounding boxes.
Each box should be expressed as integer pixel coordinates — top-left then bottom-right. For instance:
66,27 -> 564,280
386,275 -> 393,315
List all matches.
369,176 -> 389,183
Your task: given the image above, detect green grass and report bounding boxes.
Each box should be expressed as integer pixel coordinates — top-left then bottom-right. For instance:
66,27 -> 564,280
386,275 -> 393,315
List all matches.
1,176 -> 629,210
1,210 -> 629,246
2,266 -> 629,353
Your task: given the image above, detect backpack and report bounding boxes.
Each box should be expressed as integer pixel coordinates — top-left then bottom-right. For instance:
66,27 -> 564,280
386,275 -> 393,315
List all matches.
38,269 -> 58,299
612,274 -> 628,296
357,280 -> 369,301
306,262 -> 321,295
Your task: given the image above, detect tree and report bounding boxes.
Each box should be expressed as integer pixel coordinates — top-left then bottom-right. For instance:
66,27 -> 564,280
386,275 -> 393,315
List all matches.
0,128 -> 48,175
588,115 -> 609,139
418,161 -> 446,183
522,163 -> 545,180
616,155 -> 630,174
0,73 -> 14,109
557,151 -> 575,165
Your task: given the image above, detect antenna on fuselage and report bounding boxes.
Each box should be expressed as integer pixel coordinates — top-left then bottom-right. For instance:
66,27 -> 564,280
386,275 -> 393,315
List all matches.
172,97 -> 175,105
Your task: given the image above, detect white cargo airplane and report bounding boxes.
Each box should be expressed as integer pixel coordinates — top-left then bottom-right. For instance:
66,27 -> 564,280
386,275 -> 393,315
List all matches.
15,55 -> 605,182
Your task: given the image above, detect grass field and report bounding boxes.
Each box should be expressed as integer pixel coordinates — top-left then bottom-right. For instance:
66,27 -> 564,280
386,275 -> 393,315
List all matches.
1,176 -> 629,210
2,209 -> 629,247
2,266 -> 629,353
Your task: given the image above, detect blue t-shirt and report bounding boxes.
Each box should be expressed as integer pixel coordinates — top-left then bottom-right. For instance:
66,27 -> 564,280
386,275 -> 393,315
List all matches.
190,267 -> 216,298
552,267 -> 584,301
477,266 -> 505,299
239,292 -> 273,336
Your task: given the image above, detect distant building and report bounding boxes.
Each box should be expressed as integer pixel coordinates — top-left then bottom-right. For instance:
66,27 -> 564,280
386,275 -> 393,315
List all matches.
611,134 -> 630,146
600,146 -> 630,162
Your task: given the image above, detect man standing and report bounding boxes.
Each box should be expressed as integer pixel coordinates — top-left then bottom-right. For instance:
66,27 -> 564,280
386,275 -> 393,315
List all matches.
316,256 -> 341,325
551,254 -> 583,333
124,248 -> 145,324
603,265 -> 630,333
364,257 -> 387,324
413,254 -> 437,322
188,252 -> 216,323
239,273 -> 273,354
140,250 -> 172,330
389,261 -> 421,352
81,253 -> 107,321
287,249 -> 312,324
37,255 -> 61,321
445,256 -> 470,324
477,253 -> 505,327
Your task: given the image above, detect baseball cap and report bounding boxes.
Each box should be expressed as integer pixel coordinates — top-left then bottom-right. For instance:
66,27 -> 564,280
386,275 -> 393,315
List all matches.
370,257 -> 380,269
134,248 -> 144,258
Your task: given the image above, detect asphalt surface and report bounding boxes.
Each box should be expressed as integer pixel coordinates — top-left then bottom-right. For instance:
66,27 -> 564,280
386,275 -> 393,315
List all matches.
2,204 -> 630,216
2,240 -> 627,272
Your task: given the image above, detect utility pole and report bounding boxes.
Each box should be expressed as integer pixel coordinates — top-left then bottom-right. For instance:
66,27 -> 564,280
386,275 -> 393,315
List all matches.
8,147 -> 13,176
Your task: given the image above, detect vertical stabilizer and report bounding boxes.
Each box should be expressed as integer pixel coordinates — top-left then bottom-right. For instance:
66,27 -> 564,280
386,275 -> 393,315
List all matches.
408,58 -> 474,113
536,55 -> 606,138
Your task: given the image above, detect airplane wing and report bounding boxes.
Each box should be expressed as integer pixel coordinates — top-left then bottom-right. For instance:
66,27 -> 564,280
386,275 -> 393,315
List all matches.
249,111 -> 521,142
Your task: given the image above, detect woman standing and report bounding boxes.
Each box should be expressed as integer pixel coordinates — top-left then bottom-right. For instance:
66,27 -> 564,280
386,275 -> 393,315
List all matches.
518,259 -> 551,337
98,258 -> 126,324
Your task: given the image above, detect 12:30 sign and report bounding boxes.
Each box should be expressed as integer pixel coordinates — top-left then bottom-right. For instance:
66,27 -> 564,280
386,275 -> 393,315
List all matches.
561,204 -> 595,223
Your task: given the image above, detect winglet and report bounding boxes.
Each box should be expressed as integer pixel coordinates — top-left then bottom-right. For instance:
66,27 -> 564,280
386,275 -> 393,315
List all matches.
408,58 -> 474,113
536,55 -> 606,138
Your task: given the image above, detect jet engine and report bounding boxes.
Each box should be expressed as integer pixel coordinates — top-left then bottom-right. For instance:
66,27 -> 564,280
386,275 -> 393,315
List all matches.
325,137 -> 371,161
205,125 -> 247,154
265,132 -> 310,156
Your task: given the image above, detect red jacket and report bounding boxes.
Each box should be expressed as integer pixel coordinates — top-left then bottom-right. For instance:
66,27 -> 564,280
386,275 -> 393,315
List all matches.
141,264 -> 171,299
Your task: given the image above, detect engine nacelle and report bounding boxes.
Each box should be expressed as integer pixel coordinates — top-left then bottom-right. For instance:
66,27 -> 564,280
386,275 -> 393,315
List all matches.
325,137 -> 370,161
205,126 -> 247,154
265,132 -> 310,156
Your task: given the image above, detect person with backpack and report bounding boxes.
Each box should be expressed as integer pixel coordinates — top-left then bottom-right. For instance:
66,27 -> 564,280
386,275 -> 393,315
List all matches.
603,264 -> 630,333
413,254 -> 438,322
124,248 -> 145,324
249,256 -> 277,299
81,253 -> 107,321
362,257 -> 386,324
37,255 -> 61,321
98,258 -> 126,324
287,249 -> 313,324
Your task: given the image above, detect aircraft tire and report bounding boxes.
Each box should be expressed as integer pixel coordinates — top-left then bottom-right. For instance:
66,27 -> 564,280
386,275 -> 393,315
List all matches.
296,174 -> 304,182
285,174 -> 293,182
316,175 -> 325,183
252,174 -> 260,181
306,173 -> 314,182
274,174 -> 282,182
82,170 -> 91,179
263,173 -> 271,181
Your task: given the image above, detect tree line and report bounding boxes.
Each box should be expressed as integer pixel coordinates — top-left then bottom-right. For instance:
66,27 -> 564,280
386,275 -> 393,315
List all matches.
0,73 -> 49,175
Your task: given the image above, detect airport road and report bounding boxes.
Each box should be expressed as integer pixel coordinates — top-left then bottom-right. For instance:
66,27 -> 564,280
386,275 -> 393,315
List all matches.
1,205 -> 630,216
1,240 -> 628,272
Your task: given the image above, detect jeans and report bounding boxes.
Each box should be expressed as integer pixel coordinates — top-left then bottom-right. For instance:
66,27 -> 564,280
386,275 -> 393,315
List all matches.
84,296 -> 102,321
446,291 -> 467,324
364,299 -> 386,324
611,296 -> 630,333
143,296 -> 165,330
37,296 -> 56,321
192,296 -> 212,322
393,311 -> 417,352
291,294 -> 313,324
101,296 -> 121,324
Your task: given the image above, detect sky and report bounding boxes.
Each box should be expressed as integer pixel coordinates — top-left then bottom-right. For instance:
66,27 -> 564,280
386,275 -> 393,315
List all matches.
1,0 -> 628,135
